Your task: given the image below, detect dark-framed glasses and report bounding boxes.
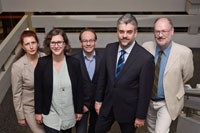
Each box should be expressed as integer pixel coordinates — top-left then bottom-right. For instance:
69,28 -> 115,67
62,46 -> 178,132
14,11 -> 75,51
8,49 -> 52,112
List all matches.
50,41 -> 65,47
154,29 -> 171,36
81,39 -> 96,44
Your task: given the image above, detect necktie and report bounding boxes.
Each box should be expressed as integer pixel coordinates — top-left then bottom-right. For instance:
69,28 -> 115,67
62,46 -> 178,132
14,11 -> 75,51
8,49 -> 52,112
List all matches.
115,50 -> 126,78
152,50 -> 163,97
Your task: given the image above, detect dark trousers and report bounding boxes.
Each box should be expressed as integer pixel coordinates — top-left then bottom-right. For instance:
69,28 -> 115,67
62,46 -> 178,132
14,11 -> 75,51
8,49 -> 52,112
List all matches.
76,106 -> 98,133
95,108 -> 136,133
43,124 -> 72,133
76,112 -> 89,133
88,106 -> 98,133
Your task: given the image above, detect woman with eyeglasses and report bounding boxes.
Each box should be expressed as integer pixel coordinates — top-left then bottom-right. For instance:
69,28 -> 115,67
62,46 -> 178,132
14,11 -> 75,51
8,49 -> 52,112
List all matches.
34,28 -> 83,133
11,30 -> 45,133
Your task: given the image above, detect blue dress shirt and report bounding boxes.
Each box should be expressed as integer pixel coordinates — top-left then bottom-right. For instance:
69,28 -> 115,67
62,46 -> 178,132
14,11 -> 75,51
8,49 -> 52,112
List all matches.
83,51 -> 96,80
155,41 -> 172,99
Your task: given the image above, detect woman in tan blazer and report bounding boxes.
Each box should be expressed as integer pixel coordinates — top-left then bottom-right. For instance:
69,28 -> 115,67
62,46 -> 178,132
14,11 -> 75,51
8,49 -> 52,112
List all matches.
11,30 -> 45,133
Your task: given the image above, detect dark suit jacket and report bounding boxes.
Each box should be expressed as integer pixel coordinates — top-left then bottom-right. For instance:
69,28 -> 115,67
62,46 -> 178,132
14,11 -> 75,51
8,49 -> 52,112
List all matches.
73,50 -> 103,109
95,42 -> 155,123
34,55 -> 83,115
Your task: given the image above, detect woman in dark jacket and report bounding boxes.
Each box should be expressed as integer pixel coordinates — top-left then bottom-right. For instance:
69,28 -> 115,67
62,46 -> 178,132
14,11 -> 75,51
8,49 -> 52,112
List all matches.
34,28 -> 83,133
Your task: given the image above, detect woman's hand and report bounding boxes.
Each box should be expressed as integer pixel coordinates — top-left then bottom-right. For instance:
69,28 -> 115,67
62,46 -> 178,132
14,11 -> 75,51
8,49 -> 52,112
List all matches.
35,114 -> 43,124
76,114 -> 83,121
18,119 -> 27,126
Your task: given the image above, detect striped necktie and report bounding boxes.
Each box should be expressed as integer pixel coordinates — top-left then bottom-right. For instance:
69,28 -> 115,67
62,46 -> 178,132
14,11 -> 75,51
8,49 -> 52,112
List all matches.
152,50 -> 163,97
115,50 -> 126,78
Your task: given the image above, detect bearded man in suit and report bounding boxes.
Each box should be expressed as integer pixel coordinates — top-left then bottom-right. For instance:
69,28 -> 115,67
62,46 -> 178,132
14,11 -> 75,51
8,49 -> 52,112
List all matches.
143,17 -> 194,133
94,13 -> 155,133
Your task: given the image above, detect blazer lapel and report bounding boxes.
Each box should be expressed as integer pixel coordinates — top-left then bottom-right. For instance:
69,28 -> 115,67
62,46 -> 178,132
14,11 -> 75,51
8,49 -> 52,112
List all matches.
92,51 -> 100,82
116,43 -> 139,80
80,52 -> 91,81
149,42 -> 157,56
164,42 -> 179,76
23,55 -> 34,74
110,43 -> 119,81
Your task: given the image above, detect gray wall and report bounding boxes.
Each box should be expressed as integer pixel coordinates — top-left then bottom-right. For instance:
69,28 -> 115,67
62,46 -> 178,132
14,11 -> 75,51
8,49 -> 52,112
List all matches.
1,0 -> 186,12
0,0 -> 2,13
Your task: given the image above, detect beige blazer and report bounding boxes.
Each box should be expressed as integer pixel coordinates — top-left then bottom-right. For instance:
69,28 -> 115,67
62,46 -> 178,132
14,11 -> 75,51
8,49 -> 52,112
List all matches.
11,52 -> 45,120
142,41 -> 194,120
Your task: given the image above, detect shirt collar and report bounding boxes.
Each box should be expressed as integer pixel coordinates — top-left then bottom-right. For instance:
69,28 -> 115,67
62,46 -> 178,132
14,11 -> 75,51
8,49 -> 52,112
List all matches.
83,50 -> 96,60
156,41 -> 172,56
118,41 -> 135,54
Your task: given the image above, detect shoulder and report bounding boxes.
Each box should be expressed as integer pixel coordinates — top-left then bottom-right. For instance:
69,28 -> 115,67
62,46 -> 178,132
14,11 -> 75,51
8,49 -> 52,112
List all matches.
38,51 -> 46,57
173,42 -> 192,54
12,55 -> 26,69
72,51 -> 82,60
106,42 -> 119,48
37,55 -> 51,68
135,42 -> 154,59
38,55 -> 51,61
95,50 -> 104,58
66,55 -> 80,65
142,41 -> 155,50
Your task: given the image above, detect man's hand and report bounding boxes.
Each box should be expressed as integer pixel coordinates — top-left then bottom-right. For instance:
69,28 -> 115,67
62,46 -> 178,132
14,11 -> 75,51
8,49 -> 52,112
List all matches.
35,114 -> 43,124
134,118 -> 145,128
18,119 -> 27,126
83,105 -> 89,113
95,103 -> 102,115
76,114 -> 83,121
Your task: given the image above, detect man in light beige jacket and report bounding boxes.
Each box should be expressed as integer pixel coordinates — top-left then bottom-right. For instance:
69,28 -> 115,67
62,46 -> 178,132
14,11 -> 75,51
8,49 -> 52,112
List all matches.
143,17 -> 194,133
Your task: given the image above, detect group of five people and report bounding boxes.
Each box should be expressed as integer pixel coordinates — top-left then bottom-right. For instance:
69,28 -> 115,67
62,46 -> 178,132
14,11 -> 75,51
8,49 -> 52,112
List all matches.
11,13 -> 194,133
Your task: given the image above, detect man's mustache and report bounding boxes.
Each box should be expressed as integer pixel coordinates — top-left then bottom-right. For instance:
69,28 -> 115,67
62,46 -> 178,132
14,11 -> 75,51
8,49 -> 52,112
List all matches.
157,37 -> 165,40
121,38 -> 129,41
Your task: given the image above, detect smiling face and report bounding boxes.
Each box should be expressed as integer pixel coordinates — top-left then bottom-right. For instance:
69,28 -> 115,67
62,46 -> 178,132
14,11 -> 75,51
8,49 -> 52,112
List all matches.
154,18 -> 174,49
50,35 -> 65,57
22,36 -> 39,56
80,31 -> 96,54
117,23 -> 137,49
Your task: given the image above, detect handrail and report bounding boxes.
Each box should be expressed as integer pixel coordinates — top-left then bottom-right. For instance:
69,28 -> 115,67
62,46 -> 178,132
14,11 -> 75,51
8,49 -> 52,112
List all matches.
0,15 -> 28,69
0,15 -> 29,104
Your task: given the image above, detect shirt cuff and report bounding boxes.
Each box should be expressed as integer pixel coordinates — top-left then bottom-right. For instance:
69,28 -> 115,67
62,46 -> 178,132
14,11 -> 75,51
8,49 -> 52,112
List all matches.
95,101 -> 102,104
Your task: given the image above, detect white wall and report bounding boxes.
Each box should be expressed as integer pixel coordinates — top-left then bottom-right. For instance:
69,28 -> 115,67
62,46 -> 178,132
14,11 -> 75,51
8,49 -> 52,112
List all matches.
1,0 -> 186,12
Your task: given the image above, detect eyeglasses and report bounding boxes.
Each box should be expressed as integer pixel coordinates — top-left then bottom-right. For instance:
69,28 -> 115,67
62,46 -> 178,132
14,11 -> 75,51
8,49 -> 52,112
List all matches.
154,30 -> 171,36
50,41 -> 65,47
81,39 -> 96,44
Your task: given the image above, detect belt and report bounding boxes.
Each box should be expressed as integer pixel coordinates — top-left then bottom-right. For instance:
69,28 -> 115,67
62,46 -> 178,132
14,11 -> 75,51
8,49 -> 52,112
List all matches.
151,98 -> 165,101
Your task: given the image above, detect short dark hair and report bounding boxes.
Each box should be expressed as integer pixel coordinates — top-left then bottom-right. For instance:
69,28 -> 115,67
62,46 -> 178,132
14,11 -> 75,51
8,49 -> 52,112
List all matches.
117,13 -> 138,31
43,28 -> 71,55
20,30 -> 39,45
79,28 -> 97,41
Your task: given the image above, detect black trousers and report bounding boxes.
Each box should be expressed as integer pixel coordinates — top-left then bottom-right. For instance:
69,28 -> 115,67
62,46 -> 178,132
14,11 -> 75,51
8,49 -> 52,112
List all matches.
43,124 -> 72,133
76,106 -> 98,133
88,106 -> 98,133
95,107 -> 136,133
